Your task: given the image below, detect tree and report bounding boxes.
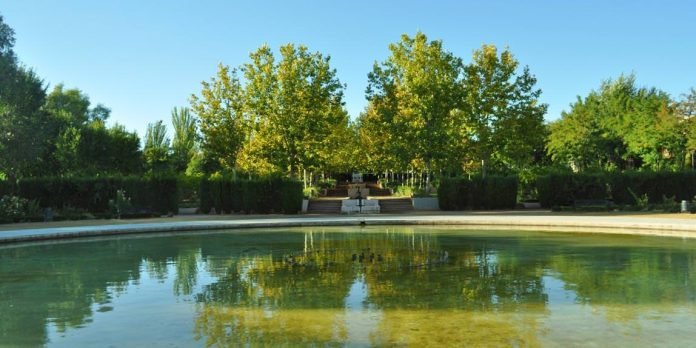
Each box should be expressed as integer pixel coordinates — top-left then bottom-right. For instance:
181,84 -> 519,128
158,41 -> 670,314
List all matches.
546,94 -> 620,170
462,44 -> 547,175
71,122 -> 142,175
190,64 -> 247,172
171,106 -> 198,173
547,75 -> 682,171
143,120 -> 171,174
679,88 -> 696,168
361,32 -> 466,178
0,15 -> 49,181
43,84 -> 91,126
192,44 -> 350,178
240,44 -> 349,177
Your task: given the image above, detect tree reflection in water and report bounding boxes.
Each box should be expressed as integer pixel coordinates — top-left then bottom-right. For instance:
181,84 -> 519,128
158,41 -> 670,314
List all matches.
193,229 -> 549,346
1,227 -> 695,346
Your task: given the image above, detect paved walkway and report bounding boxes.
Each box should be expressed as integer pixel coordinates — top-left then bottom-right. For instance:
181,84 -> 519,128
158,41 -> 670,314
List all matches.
1,211 -> 696,244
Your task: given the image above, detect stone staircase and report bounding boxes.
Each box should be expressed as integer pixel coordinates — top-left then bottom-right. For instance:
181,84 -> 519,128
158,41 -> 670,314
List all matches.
306,199 -> 342,214
325,188 -> 349,197
377,198 -> 414,213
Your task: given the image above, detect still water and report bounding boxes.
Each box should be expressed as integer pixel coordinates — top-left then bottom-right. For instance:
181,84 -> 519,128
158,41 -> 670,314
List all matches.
1,226 -> 696,347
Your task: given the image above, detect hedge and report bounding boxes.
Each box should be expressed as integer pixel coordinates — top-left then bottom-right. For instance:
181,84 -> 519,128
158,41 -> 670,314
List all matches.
199,177 -> 303,214
438,176 -> 518,210
0,180 -> 15,197
536,173 -> 608,208
16,176 -> 178,215
536,171 -> 696,208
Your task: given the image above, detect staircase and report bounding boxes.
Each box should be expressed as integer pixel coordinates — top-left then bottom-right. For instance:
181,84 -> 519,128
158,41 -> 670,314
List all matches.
325,188 -> 349,197
378,198 -> 414,213
306,199 -> 342,214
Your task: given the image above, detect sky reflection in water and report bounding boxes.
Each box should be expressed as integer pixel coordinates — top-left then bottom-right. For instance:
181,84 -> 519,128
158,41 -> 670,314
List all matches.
1,226 -> 695,346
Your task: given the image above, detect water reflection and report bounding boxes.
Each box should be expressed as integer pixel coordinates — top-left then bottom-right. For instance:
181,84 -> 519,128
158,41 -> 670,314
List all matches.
0,227 -> 695,346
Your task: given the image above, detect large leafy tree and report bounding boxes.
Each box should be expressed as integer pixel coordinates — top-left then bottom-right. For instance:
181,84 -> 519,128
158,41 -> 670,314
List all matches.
75,122 -> 142,175
1,14 -> 141,178
240,44 -> 348,176
192,44 -> 349,177
463,44 -> 547,175
679,89 -> 696,168
143,120 -> 171,174
0,15 -> 49,181
548,75 -> 682,171
361,32 -> 466,176
171,106 -> 198,173
42,84 -> 117,175
190,64 -> 247,173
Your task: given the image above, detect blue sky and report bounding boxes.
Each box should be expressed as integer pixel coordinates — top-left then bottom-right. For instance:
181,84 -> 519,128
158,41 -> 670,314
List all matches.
2,0 -> 694,138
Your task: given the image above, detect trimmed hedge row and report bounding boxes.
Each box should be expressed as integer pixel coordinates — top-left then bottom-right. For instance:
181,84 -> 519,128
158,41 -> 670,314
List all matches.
536,171 -> 696,208
438,176 -> 518,210
0,180 -> 14,197
16,176 -> 178,214
199,177 -> 303,214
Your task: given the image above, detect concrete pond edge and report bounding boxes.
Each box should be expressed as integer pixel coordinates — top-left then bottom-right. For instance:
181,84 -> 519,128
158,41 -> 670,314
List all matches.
2,214 -> 696,245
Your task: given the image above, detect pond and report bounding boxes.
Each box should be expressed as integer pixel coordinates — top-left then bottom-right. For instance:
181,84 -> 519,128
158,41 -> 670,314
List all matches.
1,226 -> 695,346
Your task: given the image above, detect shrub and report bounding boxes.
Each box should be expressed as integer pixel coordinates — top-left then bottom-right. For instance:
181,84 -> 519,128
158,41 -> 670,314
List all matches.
0,180 -> 15,197
316,179 -> 336,190
109,189 -> 133,218
177,175 -> 201,208
536,172 -> 609,208
16,176 -> 177,215
199,177 -> 303,215
394,185 -> 413,197
438,176 -> 518,210
281,180 -> 303,214
0,195 -> 28,223
536,171 -> 696,209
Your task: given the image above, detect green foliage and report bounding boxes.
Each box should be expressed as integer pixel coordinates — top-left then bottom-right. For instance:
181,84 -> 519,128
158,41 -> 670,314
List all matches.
359,34 -> 546,176
280,180 -> 304,214
238,44 -> 349,176
536,172 -> 608,208
0,61 -> 49,180
626,187 -> 649,210
547,75 -> 684,171
0,195 -> 28,223
43,84 -> 92,126
463,45 -> 547,174
536,171 -> 696,208
438,176 -> 518,210
609,171 -> 696,205
16,176 -> 177,215
59,205 -> 87,220
171,107 -> 198,173
316,179 -> 336,190
143,120 -> 172,174
394,185 -> 413,197
199,177 -> 302,214
0,180 -> 14,196
108,189 -> 133,218
177,174 -> 201,208
303,186 -> 319,199
190,64 -> 247,171
658,195 -> 680,213
0,194 -> 41,223
362,32 -> 466,173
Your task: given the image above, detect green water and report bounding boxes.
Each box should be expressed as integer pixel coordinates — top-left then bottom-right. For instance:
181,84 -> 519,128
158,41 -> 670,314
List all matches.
1,227 -> 696,347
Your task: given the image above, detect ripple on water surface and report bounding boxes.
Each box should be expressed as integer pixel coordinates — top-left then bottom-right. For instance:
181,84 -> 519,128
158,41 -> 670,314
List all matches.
1,226 -> 695,346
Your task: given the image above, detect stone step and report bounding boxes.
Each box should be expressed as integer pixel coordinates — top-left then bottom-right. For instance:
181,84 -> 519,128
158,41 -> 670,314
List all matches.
325,189 -> 348,197
307,200 -> 342,214
369,188 -> 392,196
378,198 -> 414,213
